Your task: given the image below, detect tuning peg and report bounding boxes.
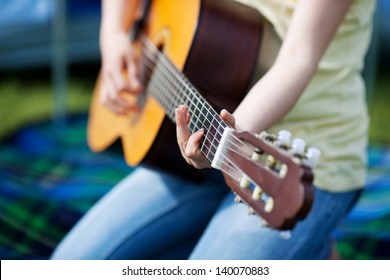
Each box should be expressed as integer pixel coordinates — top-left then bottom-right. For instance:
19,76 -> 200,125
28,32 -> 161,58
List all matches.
256,131 -> 268,140
266,133 -> 277,142
305,147 -> 321,168
277,130 -> 291,147
251,148 -> 263,161
260,219 -> 270,228
248,207 -> 256,215
279,163 -> 288,177
292,138 -> 306,155
252,185 -> 263,201
266,155 -> 276,169
257,131 -> 276,142
239,175 -> 250,188
234,195 -> 242,204
264,197 -> 274,213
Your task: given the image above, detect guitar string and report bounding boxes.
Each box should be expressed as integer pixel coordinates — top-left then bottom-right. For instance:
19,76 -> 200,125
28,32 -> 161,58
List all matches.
140,37 -> 224,131
142,52 -> 244,170
140,39 -> 223,141
138,38 -> 286,201
140,47 -> 278,195
139,37 -> 277,162
141,55 -> 251,184
141,47 -> 227,162
137,37 -> 280,187
138,38 -> 273,183
139,37 -> 255,158
139,40 -> 258,176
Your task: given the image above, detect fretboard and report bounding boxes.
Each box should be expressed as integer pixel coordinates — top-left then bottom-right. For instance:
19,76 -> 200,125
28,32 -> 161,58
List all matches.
144,51 -> 228,163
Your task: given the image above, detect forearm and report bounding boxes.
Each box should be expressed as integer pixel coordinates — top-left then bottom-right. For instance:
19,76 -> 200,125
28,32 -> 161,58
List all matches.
100,0 -> 140,44
233,56 -> 316,133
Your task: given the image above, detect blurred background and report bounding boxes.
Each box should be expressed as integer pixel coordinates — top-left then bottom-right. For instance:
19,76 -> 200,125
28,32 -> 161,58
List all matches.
0,0 -> 389,260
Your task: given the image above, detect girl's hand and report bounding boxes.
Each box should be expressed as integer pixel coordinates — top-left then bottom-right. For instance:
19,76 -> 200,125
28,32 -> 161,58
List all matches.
175,105 -> 235,169
100,31 -> 143,115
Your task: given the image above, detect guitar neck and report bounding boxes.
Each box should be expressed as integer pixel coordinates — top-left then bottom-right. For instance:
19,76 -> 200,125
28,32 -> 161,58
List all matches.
144,49 -> 228,163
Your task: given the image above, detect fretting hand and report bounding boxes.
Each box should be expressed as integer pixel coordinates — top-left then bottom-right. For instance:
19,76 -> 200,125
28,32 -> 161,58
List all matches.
175,105 -> 236,169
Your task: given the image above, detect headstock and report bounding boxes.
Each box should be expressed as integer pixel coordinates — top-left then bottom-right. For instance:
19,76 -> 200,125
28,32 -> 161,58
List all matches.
212,128 -> 320,230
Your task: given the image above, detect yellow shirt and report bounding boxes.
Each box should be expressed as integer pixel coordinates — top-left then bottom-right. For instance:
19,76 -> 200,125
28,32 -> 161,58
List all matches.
234,0 -> 376,192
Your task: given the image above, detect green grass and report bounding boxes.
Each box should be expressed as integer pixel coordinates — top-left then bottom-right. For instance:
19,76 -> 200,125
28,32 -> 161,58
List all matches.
0,67 -> 389,144
367,74 -> 390,144
0,68 -> 95,140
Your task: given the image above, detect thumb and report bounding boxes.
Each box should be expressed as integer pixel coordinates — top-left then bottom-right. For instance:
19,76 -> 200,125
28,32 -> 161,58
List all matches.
220,109 -> 235,128
126,55 -> 142,92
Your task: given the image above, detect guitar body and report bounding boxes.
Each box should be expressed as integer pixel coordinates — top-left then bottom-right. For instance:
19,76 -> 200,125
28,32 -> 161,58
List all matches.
88,0 -> 263,178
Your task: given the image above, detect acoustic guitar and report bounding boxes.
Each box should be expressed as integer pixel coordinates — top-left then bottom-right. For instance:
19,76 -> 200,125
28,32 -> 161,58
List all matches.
87,0 -> 318,230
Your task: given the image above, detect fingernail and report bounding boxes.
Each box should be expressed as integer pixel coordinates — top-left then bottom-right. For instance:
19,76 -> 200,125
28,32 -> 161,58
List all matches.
131,79 -> 140,89
175,108 -> 180,116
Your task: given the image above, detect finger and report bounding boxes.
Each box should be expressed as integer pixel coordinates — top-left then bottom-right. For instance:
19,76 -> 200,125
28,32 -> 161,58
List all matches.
175,106 -> 191,153
110,66 -> 131,93
188,158 -> 210,169
184,108 -> 191,124
177,104 -> 191,124
127,54 -> 143,92
111,95 -> 140,112
186,129 -> 211,169
101,77 -> 131,115
106,81 -> 131,111
184,128 -> 204,158
101,91 -> 126,115
220,109 -> 235,128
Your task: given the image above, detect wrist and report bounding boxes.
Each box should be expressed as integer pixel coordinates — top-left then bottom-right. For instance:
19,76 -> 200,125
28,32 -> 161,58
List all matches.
99,28 -> 128,51
100,25 -> 127,41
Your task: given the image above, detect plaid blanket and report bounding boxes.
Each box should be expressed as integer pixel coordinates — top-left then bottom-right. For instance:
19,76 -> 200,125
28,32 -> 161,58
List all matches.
335,145 -> 390,259
0,115 -> 131,259
0,115 -> 389,259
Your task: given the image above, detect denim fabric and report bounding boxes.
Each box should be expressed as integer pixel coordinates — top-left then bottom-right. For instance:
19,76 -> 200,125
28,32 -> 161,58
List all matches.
190,188 -> 360,259
51,166 -> 360,260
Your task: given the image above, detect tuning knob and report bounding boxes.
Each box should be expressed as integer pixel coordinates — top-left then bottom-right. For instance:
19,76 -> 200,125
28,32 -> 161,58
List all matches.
279,163 -> 288,177
266,155 -> 276,168
292,138 -> 306,155
277,130 -> 291,147
252,185 -> 263,201
305,147 -> 321,168
260,219 -> 270,228
256,131 -> 268,140
251,149 -> 262,161
264,197 -> 274,213
239,175 -> 250,188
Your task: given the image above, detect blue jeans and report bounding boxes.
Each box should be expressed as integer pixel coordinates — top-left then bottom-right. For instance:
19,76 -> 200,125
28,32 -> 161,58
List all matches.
51,166 -> 360,260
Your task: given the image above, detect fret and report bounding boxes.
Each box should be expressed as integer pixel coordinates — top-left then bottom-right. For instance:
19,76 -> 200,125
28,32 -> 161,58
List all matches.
192,107 -> 203,132
147,59 -> 176,120
179,86 -> 190,109
174,82 -> 183,106
144,49 -> 229,164
188,95 -> 198,116
202,125 -> 215,162
201,115 -> 226,161
188,120 -> 196,133
202,110 -> 212,133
